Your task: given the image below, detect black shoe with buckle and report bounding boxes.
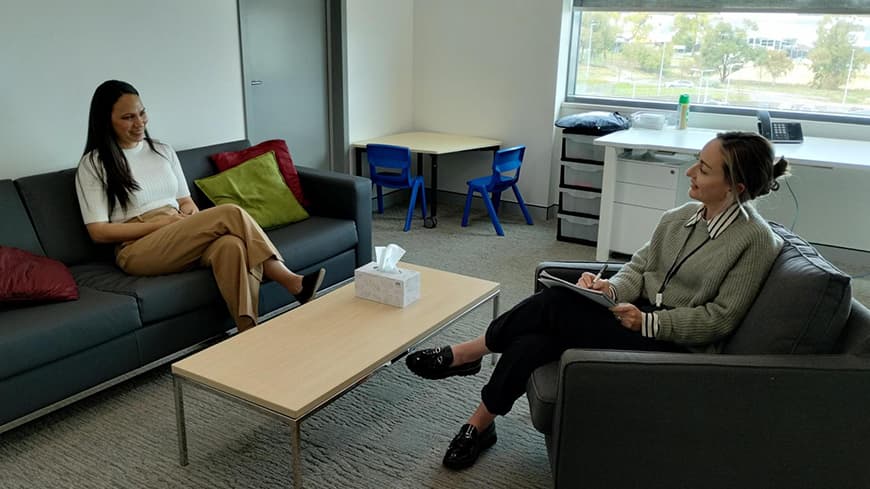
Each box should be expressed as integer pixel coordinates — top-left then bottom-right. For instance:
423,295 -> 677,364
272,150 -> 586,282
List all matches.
405,346 -> 482,380
297,268 -> 325,304
443,422 -> 497,470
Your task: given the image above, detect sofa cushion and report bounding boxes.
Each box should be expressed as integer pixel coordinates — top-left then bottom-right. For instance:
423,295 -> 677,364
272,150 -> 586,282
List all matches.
71,217 -> 357,324
71,263 -> 223,324
0,246 -> 79,303
14,169 -> 115,266
527,360 -> 559,435
176,140 -> 251,209
0,334 -> 141,427
723,222 -> 852,354
0,286 -> 140,380
265,216 -> 359,271
210,139 -> 308,206
194,152 -> 309,229
0,180 -> 44,256
836,300 -> 870,355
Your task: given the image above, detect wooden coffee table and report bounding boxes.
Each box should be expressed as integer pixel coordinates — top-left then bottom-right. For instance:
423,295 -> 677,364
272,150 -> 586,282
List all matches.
171,263 -> 500,487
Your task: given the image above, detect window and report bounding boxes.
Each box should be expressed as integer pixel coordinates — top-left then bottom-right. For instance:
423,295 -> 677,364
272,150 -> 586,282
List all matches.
568,9 -> 870,119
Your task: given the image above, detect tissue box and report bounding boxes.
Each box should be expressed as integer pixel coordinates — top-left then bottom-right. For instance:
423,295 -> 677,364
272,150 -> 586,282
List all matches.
354,261 -> 421,307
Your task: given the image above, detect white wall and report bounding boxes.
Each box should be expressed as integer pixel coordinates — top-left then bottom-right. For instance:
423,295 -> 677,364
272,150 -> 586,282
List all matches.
345,0 -> 414,144
412,0 -> 568,207
0,0 -> 245,180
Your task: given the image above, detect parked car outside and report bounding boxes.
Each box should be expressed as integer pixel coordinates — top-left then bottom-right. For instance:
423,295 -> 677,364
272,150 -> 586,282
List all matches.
665,80 -> 694,88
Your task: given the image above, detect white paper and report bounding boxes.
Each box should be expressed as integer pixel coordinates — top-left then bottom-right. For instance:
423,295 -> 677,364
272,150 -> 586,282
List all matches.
374,244 -> 406,274
538,270 -> 616,307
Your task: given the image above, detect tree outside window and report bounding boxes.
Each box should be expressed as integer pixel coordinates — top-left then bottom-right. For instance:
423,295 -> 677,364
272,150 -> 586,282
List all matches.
570,10 -> 870,117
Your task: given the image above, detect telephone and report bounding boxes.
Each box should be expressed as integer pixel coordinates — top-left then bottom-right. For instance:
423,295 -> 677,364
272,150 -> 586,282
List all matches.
757,110 -> 803,143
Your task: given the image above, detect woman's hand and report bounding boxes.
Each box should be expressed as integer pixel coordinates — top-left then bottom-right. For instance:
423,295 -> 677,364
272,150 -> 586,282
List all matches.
85,213 -> 185,244
577,272 -> 612,295
609,303 -> 641,331
178,197 -> 199,216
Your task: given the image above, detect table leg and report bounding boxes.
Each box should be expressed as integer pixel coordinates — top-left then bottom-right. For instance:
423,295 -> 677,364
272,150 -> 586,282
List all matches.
490,294 -> 500,365
596,146 -> 618,261
173,376 -> 189,466
290,420 -> 303,488
355,147 -> 364,177
424,154 -> 439,228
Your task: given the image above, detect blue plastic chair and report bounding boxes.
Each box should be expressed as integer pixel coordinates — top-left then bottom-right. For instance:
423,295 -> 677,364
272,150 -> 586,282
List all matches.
366,143 -> 428,232
461,145 -> 533,236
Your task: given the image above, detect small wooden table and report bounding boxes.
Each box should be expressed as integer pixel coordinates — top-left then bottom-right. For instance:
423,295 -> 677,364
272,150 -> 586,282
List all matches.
171,263 -> 500,487
351,131 -> 502,227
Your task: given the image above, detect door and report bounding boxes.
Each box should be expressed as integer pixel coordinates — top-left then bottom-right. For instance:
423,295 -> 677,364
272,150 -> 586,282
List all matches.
239,0 -> 331,170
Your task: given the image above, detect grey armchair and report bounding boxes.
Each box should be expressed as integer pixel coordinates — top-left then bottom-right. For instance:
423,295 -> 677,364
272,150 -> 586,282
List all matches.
525,225 -> 870,489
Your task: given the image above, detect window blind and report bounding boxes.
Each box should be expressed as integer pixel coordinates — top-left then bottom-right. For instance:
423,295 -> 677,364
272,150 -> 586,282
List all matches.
573,0 -> 870,14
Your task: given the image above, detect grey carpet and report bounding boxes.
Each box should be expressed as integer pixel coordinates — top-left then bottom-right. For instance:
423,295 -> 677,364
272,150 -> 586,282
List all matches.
1,198 -> 868,489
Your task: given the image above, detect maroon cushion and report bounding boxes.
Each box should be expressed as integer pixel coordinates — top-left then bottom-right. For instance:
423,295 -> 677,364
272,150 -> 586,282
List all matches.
0,246 -> 79,303
209,139 -> 308,206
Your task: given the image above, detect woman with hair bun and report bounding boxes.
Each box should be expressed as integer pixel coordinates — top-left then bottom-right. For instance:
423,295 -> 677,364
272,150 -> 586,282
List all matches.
406,131 -> 789,470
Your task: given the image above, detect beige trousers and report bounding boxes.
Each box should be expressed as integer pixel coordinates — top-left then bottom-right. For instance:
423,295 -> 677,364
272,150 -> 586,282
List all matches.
116,204 -> 281,331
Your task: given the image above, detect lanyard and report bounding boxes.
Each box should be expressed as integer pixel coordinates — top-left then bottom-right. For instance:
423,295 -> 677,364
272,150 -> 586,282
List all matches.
655,224 -> 710,307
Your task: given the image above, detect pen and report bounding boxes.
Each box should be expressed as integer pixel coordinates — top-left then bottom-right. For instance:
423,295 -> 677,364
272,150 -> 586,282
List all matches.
592,263 -> 608,284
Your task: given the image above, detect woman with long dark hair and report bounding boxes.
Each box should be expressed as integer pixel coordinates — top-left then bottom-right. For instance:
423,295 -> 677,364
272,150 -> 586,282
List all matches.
76,80 -> 324,332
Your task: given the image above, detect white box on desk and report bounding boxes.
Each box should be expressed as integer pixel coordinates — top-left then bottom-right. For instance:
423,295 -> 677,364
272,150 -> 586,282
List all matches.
354,262 -> 421,307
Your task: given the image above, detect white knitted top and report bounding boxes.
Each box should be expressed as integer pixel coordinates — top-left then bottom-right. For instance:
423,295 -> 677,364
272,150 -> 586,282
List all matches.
76,140 -> 190,224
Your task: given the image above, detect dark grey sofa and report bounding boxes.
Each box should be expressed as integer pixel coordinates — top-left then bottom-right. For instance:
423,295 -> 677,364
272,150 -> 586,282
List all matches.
526,227 -> 870,489
0,140 -> 372,433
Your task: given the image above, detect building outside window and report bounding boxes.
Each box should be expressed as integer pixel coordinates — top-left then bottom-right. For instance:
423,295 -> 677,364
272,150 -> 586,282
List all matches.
567,8 -> 870,119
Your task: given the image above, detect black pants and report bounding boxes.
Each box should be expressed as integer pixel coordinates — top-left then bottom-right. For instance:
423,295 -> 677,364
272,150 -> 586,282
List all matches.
480,287 -> 687,415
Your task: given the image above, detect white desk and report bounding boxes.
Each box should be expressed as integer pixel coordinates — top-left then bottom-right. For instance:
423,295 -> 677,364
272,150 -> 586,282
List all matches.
351,131 -> 502,227
593,128 -> 870,261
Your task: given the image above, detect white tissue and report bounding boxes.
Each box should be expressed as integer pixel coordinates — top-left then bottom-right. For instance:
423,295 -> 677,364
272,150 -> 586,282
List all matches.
375,244 -> 406,274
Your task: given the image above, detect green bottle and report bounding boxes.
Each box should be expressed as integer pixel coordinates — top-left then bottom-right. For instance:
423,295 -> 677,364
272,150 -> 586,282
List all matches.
678,94 -> 690,130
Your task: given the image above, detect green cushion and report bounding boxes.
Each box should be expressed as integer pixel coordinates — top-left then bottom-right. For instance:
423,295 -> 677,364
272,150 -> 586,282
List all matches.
194,151 -> 309,229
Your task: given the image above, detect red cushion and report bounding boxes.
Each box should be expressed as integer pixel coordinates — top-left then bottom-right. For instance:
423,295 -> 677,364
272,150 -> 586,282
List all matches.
0,246 -> 79,303
209,139 -> 308,206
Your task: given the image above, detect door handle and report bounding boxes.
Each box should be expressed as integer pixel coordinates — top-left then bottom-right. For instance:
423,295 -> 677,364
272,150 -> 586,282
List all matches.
250,80 -> 263,86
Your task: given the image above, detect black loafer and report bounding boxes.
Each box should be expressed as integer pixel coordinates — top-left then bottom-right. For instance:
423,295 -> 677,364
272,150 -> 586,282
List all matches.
443,422 -> 497,470
405,346 -> 482,380
297,268 -> 325,304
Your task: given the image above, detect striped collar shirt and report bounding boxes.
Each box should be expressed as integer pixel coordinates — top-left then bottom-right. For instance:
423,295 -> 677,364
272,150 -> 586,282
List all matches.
684,201 -> 748,239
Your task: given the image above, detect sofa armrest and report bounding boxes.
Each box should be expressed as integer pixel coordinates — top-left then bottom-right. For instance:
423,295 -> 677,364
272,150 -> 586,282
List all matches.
551,349 -> 870,489
535,261 -> 623,292
297,167 -> 372,267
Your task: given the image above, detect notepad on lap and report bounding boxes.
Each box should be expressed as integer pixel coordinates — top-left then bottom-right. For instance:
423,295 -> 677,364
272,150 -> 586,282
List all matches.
538,270 -> 617,307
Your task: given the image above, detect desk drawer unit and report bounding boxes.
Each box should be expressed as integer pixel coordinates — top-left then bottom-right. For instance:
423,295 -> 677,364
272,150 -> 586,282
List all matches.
562,134 -> 606,162
611,203 -> 663,254
557,214 -> 599,245
616,159 -> 680,188
559,188 -> 602,217
614,182 -> 677,209
610,154 -> 693,255
561,161 -> 604,190
557,131 -> 605,246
